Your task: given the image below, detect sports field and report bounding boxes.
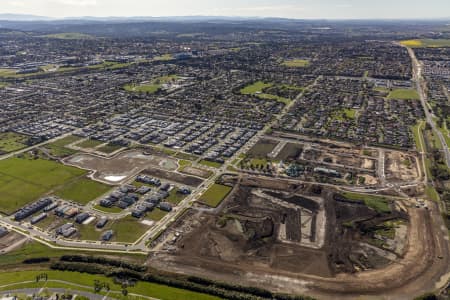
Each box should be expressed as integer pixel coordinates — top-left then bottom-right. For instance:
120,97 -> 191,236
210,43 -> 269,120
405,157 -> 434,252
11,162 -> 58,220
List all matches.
0,157 -> 88,214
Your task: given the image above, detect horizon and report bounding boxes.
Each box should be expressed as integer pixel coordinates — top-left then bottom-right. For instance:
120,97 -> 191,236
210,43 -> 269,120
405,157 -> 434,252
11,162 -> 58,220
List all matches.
1,0 -> 450,20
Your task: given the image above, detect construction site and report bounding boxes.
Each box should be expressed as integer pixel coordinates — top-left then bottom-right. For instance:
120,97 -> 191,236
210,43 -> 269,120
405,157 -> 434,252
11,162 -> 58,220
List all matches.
150,169 -> 448,300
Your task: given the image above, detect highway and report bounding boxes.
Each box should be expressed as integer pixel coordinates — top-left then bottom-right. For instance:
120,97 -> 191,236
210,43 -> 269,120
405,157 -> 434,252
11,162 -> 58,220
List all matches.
408,47 -> 450,168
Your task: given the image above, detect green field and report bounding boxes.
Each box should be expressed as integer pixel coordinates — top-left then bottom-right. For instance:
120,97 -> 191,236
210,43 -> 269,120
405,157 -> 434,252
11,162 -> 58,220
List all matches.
0,270 -> 220,300
42,32 -> 94,40
109,216 -> 150,243
0,158 -> 87,214
400,39 -> 450,48
93,204 -> 123,214
43,135 -> 82,158
124,75 -> 179,94
340,192 -> 391,213
256,93 -> 290,104
240,81 -> 291,104
0,242 -> 145,267
124,83 -> 161,93
412,121 -> 425,152
334,108 -> 357,121
76,139 -> 104,149
166,188 -> 187,205
0,132 -> 29,153
282,59 -> 310,67
55,178 -> 112,205
199,159 -> 223,168
199,184 -> 233,207
387,89 -> 420,100
97,144 -> 123,154
240,81 -> 273,94
425,185 -> 440,202
147,208 -> 168,221
0,82 -> 8,88
177,159 -> 192,171
154,54 -> 174,61
0,68 -> 17,77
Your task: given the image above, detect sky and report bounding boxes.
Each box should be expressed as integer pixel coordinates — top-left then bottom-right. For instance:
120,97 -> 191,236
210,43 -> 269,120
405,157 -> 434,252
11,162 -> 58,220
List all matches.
1,0 -> 449,19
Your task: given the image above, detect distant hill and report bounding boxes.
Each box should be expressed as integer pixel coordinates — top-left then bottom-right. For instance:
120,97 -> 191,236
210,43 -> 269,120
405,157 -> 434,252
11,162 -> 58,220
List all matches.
0,14 -> 53,21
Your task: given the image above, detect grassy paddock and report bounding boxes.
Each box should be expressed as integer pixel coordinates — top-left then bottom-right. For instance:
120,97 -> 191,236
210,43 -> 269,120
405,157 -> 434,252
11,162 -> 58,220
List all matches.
240,81 -> 273,94
199,184 -> 233,207
199,160 -> 223,168
282,59 -> 310,67
54,178 -> 112,205
0,158 -> 86,214
76,139 -> 104,149
400,39 -> 450,48
0,270 -> 220,300
340,192 -> 391,213
0,132 -> 29,153
41,32 -> 94,40
387,89 -> 420,100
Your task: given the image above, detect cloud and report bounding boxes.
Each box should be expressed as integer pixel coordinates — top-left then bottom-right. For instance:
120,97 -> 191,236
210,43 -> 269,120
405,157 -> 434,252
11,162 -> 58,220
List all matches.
335,3 -> 353,8
50,0 -> 97,6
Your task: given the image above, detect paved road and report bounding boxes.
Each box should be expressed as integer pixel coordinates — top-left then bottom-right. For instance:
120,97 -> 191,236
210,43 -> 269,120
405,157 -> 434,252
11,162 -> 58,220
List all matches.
408,47 -> 450,168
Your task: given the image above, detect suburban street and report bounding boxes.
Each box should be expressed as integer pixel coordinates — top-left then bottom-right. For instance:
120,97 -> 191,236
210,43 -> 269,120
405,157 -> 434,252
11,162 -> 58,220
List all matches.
408,47 -> 450,168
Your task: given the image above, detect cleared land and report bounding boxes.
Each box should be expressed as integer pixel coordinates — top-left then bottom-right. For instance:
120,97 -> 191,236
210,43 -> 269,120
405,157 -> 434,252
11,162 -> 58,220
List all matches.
0,132 -> 29,153
199,184 -> 232,207
0,158 -> 86,214
54,178 -> 111,205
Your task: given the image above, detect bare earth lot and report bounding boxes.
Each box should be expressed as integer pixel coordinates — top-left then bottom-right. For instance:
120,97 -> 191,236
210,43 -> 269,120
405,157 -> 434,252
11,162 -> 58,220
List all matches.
150,175 -> 449,300
64,150 -> 178,184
